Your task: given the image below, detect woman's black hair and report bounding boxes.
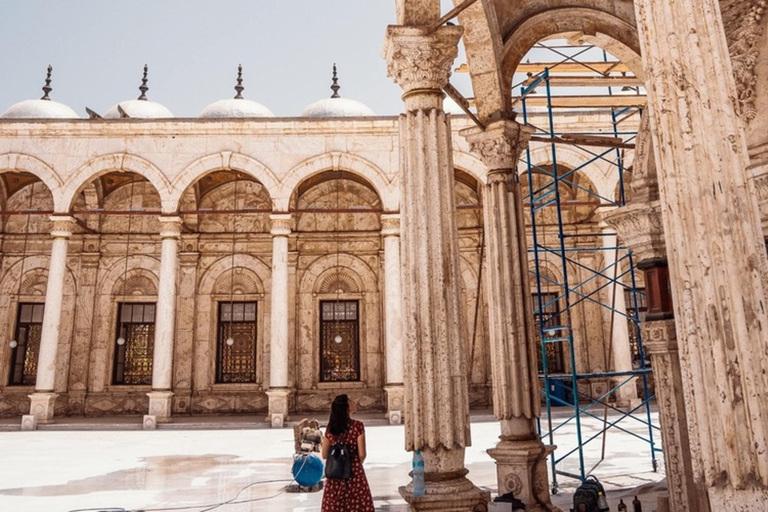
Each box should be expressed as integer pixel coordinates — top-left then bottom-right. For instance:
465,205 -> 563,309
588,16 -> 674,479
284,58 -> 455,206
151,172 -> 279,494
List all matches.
328,394 -> 350,435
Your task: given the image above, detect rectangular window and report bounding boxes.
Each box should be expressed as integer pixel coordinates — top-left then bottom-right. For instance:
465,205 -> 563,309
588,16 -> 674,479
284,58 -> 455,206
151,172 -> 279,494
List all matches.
216,301 -> 258,383
532,293 -> 566,373
113,303 -> 155,385
320,300 -> 360,382
625,288 -> 648,367
8,303 -> 44,386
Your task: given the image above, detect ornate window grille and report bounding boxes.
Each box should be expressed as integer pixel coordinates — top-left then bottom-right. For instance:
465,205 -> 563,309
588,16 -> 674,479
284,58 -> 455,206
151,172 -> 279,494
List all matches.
320,300 -> 360,382
113,303 -> 155,385
216,301 -> 258,383
532,293 -> 566,373
625,288 -> 647,366
8,303 -> 44,386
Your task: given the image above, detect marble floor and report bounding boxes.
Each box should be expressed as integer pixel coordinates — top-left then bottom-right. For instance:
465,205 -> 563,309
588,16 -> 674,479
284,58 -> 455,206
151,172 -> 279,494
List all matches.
0,408 -> 666,512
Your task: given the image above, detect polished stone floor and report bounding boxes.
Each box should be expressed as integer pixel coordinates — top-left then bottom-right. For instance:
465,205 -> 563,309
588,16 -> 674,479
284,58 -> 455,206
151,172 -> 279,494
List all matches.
0,408 -> 666,512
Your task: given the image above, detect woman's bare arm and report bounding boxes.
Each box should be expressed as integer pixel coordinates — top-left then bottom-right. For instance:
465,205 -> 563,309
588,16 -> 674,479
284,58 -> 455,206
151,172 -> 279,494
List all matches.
321,435 -> 330,459
357,432 -> 367,463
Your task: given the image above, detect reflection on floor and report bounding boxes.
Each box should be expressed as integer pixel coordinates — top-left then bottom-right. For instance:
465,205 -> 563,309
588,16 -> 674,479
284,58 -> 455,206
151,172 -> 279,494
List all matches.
0,409 -> 665,512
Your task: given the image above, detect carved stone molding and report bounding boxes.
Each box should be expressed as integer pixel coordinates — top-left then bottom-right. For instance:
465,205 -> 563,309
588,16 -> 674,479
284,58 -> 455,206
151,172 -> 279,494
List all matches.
722,0 -> 768,121
601,201 -> 666,264
380,213 -> 400,237
158,216 -> 182,239
49,215 -> 76,239
269,213 -> 292,236
384,25 -> 463,94
461,120 -> 535,172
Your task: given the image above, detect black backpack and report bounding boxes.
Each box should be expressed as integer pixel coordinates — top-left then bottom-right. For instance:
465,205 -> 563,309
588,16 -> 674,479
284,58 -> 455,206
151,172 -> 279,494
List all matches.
572,475 -> 610,512
324,443 -> 352,480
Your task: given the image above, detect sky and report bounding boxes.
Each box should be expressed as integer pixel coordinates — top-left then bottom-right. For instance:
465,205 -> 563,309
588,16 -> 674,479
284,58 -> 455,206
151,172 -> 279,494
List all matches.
0,0 -> 475,118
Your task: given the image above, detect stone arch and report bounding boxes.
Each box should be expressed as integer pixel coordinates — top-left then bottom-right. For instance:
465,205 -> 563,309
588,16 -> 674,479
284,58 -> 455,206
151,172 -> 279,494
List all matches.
280,153 -> 395,212
111,270 -> 159,297
0,153 -> 63,210
500,8 -> 642,88
213,268 -> 265,296
453,151 -> 488,185
170,152 -> 279,212
62,154 -> 173,213
97,255 -> 160,294
317,272 -> 361,295
300,253 -> 378,293
198,254 -> 271,296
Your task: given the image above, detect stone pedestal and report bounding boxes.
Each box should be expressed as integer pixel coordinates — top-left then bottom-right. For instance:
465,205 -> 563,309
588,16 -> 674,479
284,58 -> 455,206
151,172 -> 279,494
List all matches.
20,415 -> 37,431
487,438 -> 556,511
27,392 -> 57,424
266,388 -> 292,428
384,384 -> 404,425
385,24 -> 487,511
146,391 -> 173,423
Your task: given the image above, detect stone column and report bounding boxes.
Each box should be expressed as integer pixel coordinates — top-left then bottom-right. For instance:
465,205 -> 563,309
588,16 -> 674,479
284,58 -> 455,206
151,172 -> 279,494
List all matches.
172,239 -> 200,416
634,0 -> 768,507
384,25 -> 489,511
382,213 -> 404,425
24,215 -> 76,428
145,216 -> 182,427
597,219 -> 638,407
267,213 -> 292,428
462,119 -> 559,511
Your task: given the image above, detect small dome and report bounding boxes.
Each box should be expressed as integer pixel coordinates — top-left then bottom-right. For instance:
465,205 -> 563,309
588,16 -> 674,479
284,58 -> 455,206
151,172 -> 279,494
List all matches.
2,65 -> 79,119
2,99 -> 79,119
301,97 -> 375,118
200,98 -> 275,118
103,99 -> 174,119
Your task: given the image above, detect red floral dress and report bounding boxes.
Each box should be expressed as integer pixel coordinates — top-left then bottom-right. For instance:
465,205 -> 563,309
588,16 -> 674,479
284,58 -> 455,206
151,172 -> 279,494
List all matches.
322,419 -> 375,512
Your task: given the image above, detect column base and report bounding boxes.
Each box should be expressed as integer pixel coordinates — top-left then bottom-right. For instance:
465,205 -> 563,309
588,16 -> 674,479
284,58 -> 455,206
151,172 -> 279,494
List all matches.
384,384 -> 404,424
487,437 -> 561,512
146,391 -> 174,423
266,388 -> 293,428
28,392 -> 58,424
399,469 -> 490,512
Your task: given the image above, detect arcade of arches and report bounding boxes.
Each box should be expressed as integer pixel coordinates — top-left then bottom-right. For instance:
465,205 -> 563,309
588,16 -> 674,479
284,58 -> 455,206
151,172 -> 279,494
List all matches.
1,0 -> 768,510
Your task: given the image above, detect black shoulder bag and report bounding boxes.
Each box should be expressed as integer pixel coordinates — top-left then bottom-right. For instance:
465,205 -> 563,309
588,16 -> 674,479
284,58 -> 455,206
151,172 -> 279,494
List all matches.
324,443 -> 352,480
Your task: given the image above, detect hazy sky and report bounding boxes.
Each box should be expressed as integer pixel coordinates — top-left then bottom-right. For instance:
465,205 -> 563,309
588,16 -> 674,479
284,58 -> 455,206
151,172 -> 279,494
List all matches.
0,0 -> 474,117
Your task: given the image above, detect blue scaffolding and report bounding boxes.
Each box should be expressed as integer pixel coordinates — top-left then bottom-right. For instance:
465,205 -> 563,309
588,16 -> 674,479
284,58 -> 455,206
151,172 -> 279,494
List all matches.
515,49 -> 661,493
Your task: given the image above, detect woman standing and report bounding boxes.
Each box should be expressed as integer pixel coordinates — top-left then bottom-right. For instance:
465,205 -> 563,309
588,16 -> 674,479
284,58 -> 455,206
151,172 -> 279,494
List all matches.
321,394 -> 375,512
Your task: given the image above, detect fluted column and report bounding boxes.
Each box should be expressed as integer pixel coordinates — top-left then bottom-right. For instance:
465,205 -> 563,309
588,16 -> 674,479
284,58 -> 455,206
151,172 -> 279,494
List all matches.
463,119 -> 559,511
24,215 -> 76,428
146,216 -> 182,427
598,219 -> 638,407
385,24 -> 489,511
635,0 -> 768,507
267,213 -> 292,428
382,213 -> 404,425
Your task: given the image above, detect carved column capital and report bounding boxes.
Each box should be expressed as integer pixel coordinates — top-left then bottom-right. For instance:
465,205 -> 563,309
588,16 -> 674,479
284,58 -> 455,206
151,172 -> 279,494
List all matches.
49,215 -> 76,239
269,213 -> 292,236
384,25 -> 463,96
157,216 -> 183,239
380,213 -> 401,237
461,119 -> 535,172
601,201 -> 666,264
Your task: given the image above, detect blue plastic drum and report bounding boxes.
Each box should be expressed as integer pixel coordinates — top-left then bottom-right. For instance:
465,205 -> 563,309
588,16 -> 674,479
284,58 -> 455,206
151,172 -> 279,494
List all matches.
292,453 -> 324,487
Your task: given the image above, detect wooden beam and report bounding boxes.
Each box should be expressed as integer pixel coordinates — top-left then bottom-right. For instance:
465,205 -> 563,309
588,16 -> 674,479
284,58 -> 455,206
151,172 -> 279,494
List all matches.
514,95 -> 646,108
529,135 -> 636,150
521,76 -> 642,88
455,62 -> 633,74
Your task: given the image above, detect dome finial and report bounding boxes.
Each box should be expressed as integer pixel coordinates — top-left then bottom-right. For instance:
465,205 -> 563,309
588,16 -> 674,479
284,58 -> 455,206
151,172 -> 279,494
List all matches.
234,64 -> 244,99
330,63 -> 340,98
138,64 -> 149,100
41,65 -> 53,100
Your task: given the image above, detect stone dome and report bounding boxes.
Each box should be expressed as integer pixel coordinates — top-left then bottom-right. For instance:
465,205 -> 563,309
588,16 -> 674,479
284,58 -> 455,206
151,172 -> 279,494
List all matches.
103,99 -> 173,119
300,97 -> 375,118
199,98 -> 275,118
301,64 -> 375,118
2,99 -> 79,119
2,66 -> 79,119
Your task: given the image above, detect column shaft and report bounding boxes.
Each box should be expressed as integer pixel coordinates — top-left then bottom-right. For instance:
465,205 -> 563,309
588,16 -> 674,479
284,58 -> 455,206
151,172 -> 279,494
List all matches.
382,214 -> 404,424
635,0 -> 768,504
267,214 -> 292,427
35,216 -> 75,392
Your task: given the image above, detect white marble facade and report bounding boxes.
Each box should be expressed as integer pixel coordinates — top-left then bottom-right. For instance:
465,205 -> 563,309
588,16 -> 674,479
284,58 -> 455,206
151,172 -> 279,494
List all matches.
0,110 -> 636,422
